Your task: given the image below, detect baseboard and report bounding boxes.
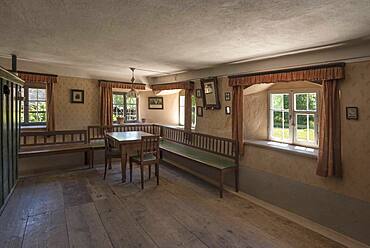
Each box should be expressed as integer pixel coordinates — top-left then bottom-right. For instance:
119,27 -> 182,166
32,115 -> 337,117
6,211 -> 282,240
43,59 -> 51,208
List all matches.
226,186 -> 369,248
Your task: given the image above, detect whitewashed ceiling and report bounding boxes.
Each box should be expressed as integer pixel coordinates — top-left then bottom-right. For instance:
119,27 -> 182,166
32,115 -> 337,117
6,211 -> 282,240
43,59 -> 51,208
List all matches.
1,0 -> 370,81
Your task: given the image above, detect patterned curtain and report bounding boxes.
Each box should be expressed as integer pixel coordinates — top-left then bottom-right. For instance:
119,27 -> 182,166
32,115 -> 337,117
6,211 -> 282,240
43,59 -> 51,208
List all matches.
99,80 -> 145,90
316,80 -> 342,177
100,86 -> 113,126
46,82 -> 55,131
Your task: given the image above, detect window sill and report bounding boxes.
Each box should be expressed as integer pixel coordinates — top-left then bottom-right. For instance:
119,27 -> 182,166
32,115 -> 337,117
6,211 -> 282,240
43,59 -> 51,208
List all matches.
244,139 -> 318,159
21,125 -> 47,131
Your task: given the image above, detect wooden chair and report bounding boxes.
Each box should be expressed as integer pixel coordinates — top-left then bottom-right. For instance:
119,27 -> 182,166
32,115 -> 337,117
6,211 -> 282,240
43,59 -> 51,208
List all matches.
129,135 -> 160,189
104,135 -> 121,179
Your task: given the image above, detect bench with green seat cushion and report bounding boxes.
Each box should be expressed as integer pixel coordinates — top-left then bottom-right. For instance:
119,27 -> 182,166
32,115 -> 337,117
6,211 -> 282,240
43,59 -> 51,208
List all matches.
159,140 -> 237,169
159,139 -> 239,198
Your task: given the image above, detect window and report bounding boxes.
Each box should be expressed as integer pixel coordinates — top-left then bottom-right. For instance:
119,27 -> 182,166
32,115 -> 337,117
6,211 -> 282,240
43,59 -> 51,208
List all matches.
179,95 -> 196,127
269,90 -> 319,147
21,86 -> 47,126
112,92 -> 138,123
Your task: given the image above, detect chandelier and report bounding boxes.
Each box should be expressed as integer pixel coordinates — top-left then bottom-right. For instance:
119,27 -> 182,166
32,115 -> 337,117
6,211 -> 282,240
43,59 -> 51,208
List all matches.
127,67 -> 139,98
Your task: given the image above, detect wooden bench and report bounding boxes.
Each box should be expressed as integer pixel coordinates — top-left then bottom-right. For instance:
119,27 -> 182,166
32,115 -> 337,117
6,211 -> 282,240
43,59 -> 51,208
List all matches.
87,124 -> 161,166
19,130 -> 92,167
159,126 -> 239,198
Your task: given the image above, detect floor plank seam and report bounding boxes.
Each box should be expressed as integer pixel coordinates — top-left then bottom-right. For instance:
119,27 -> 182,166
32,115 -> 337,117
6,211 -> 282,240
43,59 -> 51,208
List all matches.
106,180 -> 161,248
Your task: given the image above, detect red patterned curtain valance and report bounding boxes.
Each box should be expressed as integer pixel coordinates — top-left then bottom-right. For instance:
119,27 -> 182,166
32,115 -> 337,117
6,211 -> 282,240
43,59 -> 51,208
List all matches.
18,71 -> 57,84
228,63 -> 345,87
99,80 -> 146,90
151,81 -> 194,91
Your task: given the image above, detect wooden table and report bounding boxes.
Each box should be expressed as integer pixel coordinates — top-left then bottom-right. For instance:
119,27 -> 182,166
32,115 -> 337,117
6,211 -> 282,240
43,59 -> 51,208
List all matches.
106,131 -> 154,182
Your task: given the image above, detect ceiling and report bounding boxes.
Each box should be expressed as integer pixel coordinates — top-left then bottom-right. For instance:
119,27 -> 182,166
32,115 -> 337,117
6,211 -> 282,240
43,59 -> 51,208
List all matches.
1,0 -> 370,82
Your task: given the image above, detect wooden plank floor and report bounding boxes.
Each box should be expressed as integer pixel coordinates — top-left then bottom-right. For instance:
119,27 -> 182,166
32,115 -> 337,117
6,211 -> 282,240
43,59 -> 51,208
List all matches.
0,163 -> 345,248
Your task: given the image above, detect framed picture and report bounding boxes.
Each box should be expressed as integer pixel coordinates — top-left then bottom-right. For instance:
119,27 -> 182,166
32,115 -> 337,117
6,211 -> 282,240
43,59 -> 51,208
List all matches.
71,89 -> 84,103
197,106 -> 203,117
148,97 -> 163,109
225,92 -> 231,101
200,77 -> 221,110
196,89 -> 202,98
225,106 -> 231,115
346,107 -> 358,120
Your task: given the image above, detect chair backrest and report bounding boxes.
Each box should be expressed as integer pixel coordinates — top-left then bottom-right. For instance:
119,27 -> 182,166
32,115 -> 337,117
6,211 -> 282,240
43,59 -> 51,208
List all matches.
104,134 -> 117,153
140,135 -> 160,161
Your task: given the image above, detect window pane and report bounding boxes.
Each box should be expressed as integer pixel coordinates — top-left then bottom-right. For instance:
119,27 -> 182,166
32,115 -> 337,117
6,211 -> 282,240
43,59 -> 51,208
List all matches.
28,88 -> 38,100
38,89 -> 46,101
283,111 -> 290,140
295,94 -> 307,111
29,112 -> 38,123
38,112 -> 46,122
308,93 -> 317,111
191,95 -> 196,127
29,102 -> 38,112
126,96 -> 136,105
272,111 -> 283,139
179,96 -> 185,107
283,94 -> 289,110
296,114 -> 308,141
272,94 -> 283,110
308,114 -> 315,142
38,102 -> 47,111
113,94 -> 124,105
179,107 -> 185,126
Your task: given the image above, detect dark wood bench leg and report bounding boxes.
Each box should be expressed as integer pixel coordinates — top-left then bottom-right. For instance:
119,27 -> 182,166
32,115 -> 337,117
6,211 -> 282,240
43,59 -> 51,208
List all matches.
219,170 -> 224,198
155,163 -> 159,185
90,149 -> 94,168
235,167 -> 239,192
148,165 -> 151,179
84,151 -> 88,165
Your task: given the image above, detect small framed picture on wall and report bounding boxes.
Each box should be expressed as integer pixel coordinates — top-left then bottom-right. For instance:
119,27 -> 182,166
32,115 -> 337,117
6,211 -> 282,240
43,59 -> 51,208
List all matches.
196,89 -> 202,98
148,97 -> 164,109
71,89 -> 84,103
225,92 -> 231,101
197,106 -> 203,117
346,107 -> 358,120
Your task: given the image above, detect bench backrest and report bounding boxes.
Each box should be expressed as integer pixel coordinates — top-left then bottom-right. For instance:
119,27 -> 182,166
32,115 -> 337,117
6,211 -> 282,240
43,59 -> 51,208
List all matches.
20,130 -> 87,146
87,124 -> 161,142
161,126 -> 238,163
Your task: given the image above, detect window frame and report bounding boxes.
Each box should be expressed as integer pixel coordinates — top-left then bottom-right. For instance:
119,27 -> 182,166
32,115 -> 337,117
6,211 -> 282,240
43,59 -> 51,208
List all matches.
21,85 -> 47,126
112,92 -> 139,123
268,88 -> 320,148
178,94 -> 196,128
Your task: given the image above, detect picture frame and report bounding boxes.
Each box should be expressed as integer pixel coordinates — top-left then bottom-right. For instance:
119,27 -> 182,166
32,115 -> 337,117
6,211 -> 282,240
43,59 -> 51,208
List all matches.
200,77 -> 221,110
148,96 -> 164,109
225,92 -> 231,101
225,106 -> 231,115
196,106 -> 203,117
346,106 -> 358,120
196,89 -> 202,98
71,89 -> 84,103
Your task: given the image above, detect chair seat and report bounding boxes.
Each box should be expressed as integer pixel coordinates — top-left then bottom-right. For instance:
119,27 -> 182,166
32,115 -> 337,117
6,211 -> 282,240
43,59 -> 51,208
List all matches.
130,153 -> 157,163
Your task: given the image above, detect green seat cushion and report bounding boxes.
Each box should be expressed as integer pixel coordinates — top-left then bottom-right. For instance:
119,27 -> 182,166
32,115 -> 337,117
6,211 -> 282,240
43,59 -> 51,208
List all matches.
130,153 -> 157,162
159,140 -> 236,170
89,139 -> 105,148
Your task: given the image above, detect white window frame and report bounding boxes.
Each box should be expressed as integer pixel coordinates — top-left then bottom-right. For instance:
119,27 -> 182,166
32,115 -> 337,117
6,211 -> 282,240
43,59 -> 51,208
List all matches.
268,89 -> 320,148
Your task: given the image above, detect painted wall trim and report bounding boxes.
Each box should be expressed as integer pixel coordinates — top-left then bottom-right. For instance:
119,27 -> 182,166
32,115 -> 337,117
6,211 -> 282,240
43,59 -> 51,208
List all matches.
150,40 -> 370,84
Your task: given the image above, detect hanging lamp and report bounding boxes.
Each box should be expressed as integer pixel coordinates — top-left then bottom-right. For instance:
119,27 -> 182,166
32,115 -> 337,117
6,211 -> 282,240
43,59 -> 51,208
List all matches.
127,67 -> 139,98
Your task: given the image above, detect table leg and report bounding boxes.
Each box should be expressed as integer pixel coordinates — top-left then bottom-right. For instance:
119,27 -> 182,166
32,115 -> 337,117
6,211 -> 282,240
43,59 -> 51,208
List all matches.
120,145 -> 127,182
